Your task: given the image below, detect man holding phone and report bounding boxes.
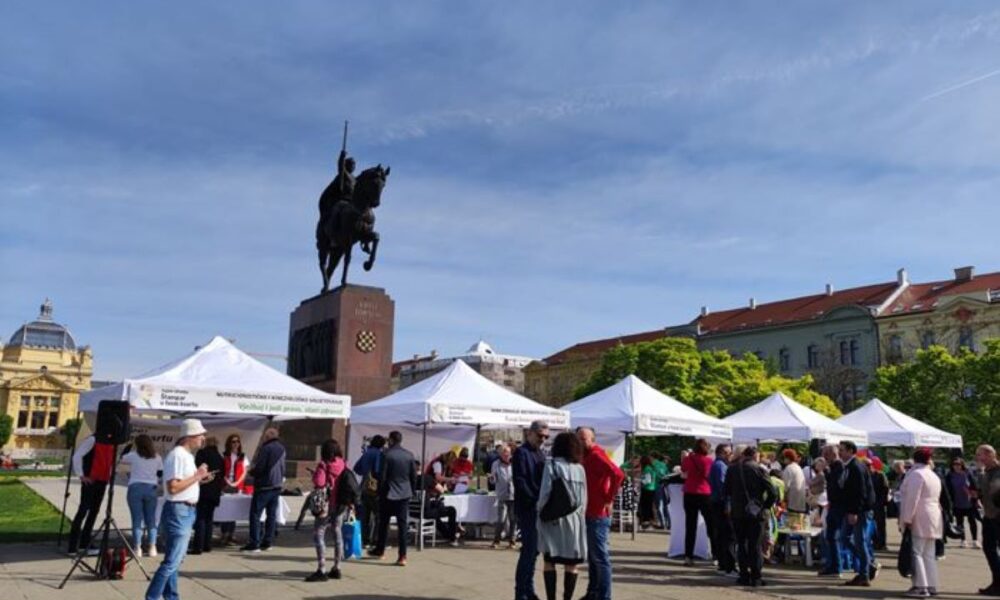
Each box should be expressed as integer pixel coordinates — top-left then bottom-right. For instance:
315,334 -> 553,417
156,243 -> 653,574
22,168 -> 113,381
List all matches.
146,419 -> 212,600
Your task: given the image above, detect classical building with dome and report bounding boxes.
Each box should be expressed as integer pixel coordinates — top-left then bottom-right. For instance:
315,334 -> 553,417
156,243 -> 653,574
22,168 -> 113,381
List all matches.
1,300 -> 92,455
391,340 -> 535,394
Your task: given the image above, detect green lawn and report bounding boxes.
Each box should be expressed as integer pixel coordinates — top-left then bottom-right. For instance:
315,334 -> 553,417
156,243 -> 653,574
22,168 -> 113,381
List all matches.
0,479 -> 69,543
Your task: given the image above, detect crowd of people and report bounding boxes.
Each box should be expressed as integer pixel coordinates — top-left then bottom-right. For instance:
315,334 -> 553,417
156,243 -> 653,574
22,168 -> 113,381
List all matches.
61,416 -> 1000,600
608,438 -> 1000,599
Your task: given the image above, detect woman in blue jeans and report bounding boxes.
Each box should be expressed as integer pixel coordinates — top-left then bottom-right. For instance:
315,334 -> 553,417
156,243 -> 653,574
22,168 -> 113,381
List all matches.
121,434 -> 163,556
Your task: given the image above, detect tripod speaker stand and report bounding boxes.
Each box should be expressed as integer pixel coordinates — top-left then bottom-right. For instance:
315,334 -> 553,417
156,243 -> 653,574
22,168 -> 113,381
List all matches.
59,444 -> 150,587
59,400 -> 149,589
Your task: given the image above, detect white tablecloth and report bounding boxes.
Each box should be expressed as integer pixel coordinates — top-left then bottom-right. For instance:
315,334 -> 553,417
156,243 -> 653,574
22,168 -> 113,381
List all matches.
666,484 -> 710,558
150,494 -> 290,525
441,494 -> 498,524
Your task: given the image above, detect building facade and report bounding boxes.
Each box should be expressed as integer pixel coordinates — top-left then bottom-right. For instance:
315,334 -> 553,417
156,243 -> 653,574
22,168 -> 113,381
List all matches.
878,267 -> 1000,364
392,340 -> 535,394
523,329 -> 679,407
693,274 -> 909,409
1,300 -> 92,455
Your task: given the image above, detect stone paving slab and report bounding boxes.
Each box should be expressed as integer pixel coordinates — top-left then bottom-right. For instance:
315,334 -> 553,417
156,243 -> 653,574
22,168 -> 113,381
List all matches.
6,477 -> 993,600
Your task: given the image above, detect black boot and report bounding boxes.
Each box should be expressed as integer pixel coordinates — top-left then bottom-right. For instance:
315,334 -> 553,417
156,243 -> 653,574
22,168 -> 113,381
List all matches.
563,572 -> 578,600
543,569 -> 557,600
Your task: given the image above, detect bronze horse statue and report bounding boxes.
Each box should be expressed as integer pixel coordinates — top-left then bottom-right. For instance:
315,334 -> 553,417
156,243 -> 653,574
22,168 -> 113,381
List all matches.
316,164 -> 390,292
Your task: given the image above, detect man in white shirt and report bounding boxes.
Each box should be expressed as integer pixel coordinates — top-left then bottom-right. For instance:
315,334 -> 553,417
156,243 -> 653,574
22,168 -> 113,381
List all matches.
146,419 -> 211,600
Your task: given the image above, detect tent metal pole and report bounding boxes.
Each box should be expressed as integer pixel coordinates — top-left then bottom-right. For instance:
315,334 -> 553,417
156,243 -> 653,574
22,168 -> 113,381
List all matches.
628,432 -> 636,541
344,420 -> 352,461
473,423 -> 482,490
56,410 -> 83,548
419,422 -> 428,551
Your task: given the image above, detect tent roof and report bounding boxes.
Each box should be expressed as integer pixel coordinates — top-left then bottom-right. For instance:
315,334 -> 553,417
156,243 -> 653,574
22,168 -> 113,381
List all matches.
563,375 -> 732,439
837,398 -> 963,448
350,359 -> 569,428
80,336 -> 349,419
723,392 -> 867,444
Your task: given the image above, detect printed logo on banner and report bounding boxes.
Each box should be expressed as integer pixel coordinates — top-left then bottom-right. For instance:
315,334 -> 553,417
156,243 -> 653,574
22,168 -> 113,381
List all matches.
139,384 -> 155,408
356,330 -> 376,353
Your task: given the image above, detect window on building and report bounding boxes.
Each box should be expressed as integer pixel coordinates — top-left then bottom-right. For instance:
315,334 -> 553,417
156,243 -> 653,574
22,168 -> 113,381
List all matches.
17,396 -> 29,428
888,335 -> 903,362
849,340 -> 860,366
959,326 -> 975,352
34,396 -> 48,409
840,341 -> 850,366
30,410 -> 46,429
50,396 -> 61,408
778,348 -> 791,372
807,344 -> 819,369
503,379 -> 514,387
48,412 -> 59,428
921,331 -> 936,350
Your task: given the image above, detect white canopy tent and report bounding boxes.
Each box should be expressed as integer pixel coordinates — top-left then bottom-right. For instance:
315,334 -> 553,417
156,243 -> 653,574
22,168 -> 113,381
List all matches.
724,392 -> 867,445
80,336 -> 350,419
563,374 -> 732,549
563,374 -> 732,447
837,398 -> 963,448
350,359 -> 568,430
349,359 -> 569,550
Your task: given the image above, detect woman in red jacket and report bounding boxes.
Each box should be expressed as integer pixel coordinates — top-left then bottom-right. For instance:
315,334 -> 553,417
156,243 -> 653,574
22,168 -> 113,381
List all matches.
306,439 -> 346,582
681,439 -> 714,566
219,433 -> 249,546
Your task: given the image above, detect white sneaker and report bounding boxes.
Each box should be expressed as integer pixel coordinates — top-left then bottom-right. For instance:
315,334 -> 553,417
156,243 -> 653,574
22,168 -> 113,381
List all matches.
975,541 -> 982,549
148,546 -> 157,558
961,541 -> 969,549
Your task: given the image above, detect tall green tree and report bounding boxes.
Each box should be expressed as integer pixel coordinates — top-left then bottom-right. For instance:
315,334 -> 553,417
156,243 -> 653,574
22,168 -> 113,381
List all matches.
574,337 -> 840,418
60,418 -> 82,449
0,414 -> 13,448
870,341 -> 1000,455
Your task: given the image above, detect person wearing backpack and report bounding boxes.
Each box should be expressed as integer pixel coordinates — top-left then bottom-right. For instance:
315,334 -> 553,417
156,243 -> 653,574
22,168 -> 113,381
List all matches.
352,434 -> 385,547
305,439 -> 347,582
537,431 -> 587,600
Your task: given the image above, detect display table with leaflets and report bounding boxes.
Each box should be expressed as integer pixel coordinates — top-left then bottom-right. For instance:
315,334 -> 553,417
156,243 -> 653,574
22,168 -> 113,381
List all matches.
147,492 -> 290,525
441,492 -> 497,524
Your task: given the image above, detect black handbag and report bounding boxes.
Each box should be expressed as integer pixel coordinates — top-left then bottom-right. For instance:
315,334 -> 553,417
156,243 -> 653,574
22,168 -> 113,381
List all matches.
897,529 -> 913,577
540,462 -> 578,522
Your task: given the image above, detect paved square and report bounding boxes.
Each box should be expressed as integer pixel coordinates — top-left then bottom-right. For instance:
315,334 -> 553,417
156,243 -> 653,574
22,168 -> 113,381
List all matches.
2,479 -> 992,600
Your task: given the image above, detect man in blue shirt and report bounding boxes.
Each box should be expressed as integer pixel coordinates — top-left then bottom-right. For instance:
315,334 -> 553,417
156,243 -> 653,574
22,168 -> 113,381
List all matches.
512,420 -> 549,600
710,443 -> 735,575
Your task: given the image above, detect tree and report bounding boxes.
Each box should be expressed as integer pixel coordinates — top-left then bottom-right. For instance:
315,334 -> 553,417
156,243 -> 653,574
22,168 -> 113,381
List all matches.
806,345 -> 869,411
61,417 -> 82,449
574,337 -> 841,418
870,341 -> 1000,455
0,414 -> 12,448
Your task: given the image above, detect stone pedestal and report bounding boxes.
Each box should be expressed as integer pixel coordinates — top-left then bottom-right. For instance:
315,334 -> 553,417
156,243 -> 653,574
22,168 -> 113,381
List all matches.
283,284 -> 394,461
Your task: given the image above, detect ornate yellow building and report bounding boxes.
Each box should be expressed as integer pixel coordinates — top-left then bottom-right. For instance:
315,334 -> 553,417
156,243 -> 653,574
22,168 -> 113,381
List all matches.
878,268 -> 1000,364
1,300 -> 92,455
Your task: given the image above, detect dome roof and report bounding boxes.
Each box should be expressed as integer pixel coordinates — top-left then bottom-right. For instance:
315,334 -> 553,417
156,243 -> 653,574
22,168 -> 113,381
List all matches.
7,299 -> 77,351
465,340 -> 495,355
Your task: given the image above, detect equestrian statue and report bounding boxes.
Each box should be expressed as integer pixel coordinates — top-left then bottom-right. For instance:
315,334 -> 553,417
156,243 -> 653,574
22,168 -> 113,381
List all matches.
316,121 -> 390,293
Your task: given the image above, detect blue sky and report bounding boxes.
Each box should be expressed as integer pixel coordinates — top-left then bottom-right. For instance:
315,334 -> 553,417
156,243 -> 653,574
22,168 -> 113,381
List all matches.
3,2 -> 1000,379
